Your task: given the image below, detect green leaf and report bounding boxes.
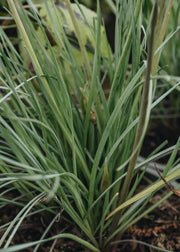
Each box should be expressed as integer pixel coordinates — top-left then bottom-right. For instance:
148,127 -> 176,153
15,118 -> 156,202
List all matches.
101,158 -> 110,193
106,162 -> 180,220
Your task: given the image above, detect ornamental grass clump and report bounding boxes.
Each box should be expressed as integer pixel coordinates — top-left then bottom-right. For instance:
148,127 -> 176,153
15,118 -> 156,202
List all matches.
0,0 -> 180,251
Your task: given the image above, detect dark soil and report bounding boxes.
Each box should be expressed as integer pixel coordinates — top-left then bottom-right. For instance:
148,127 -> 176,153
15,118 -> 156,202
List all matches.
141,118 -> 180,163
1,186 -> 180,252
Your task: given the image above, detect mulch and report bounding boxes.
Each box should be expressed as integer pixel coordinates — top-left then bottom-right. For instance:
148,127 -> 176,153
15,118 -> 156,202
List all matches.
122,191 -> 180,251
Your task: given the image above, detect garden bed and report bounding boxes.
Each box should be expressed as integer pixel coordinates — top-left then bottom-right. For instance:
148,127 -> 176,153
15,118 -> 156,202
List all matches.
1,187 -> 180,251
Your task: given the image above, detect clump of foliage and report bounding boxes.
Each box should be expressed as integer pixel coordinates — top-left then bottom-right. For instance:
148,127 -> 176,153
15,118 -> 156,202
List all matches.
0,1 -> 180,252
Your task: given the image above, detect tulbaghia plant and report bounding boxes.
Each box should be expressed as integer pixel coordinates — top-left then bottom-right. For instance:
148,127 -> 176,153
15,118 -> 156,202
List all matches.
0,0 -> 180,251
